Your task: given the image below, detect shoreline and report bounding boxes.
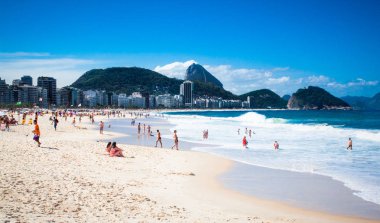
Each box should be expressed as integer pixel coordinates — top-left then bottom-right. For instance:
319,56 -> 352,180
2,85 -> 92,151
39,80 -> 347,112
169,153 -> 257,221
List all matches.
220,162 -> 380,220
1,113 -> 379,222
103,115 -> 380,221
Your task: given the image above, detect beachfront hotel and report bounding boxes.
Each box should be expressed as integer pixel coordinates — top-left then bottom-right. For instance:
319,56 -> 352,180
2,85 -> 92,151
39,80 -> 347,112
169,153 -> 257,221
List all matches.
180,80 -> 193,108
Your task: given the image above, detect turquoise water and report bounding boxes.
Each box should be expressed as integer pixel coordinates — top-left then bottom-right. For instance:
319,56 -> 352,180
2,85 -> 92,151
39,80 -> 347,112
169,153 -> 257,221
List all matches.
167,110 -> 380,130
163,110 -> 380,205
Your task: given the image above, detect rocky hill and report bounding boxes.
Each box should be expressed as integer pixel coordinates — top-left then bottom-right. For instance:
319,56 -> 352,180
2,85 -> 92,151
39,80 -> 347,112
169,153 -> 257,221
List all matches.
341,96 -> 371,110
71,67 -> 236,99
367,93 -> 380,110
239,89 -> 287,109
288,86 -> 350,110
185,63 -> 223,88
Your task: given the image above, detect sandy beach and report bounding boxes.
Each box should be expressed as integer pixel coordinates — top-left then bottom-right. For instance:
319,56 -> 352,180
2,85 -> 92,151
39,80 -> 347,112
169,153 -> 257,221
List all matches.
0,113 -> 379,222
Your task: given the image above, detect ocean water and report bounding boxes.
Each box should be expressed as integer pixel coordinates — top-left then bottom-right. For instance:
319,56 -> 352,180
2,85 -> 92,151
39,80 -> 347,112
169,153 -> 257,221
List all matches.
162,110 -> 380,205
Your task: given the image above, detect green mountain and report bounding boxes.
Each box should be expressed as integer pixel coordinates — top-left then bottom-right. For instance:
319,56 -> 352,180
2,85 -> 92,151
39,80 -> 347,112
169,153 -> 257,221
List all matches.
288,86 -> 350,109
71,67 -> 236,99
239,89 -> 287,108
185,63 -> 223,88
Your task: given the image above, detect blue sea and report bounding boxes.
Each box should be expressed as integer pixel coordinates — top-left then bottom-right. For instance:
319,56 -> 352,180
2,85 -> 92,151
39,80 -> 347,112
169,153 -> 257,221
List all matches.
162,110 -> 380,205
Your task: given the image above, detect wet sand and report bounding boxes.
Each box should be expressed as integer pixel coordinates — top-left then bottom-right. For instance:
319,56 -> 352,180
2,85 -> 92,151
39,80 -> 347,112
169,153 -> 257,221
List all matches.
221,162 -> 380,220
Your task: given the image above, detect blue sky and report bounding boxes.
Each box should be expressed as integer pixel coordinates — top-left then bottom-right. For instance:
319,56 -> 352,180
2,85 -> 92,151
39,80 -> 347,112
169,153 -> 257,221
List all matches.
0,0 -> 379,96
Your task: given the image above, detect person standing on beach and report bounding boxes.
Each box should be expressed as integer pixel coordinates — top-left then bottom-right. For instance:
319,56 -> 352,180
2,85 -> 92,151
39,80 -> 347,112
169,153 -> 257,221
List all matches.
237,129 -> 240,135
99,121 -> 104,134
147,125 -> 151,137
32,120 -> 41,147
274,141 -> 279,150
72,117 -> 76,127
242,136 -> 248,149
171,130 -> 179,150
137,123 -> 141,134
53,117 -> 59,131
347,138 -> 353,150
155,130 -> 162,148
249,129 -> 252,138
143,124 -> 146,134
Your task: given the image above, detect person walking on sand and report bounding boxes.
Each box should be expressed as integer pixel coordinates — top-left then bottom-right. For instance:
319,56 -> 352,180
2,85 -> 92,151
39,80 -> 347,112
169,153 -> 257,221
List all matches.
32,120 -> 41,147
171,130 -> 179,150
347,138 -> 353,150
274,141 -> 279,150
99,121 -> 104,134
155,130 -> 162,148
53,117 -> 59,131
242,136 -> 248,149
72,117 -> 76,127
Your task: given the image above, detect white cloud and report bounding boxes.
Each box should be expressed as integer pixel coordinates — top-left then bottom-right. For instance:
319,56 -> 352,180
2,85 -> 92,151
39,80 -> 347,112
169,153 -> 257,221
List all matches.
347,78 -> 378,87
327,78 -> 379,88
154,60 -> 197,79
0,52 -> 50,57
266,76 -> 290,85
306,75 -> 330,84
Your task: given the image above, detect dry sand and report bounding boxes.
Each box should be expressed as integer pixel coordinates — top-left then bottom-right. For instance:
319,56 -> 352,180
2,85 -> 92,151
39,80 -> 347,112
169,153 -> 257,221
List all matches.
0,114 -> 379,222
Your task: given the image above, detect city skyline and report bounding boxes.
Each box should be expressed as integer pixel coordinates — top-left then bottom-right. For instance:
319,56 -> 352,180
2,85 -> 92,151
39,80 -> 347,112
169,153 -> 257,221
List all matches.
1,0 -> 380,97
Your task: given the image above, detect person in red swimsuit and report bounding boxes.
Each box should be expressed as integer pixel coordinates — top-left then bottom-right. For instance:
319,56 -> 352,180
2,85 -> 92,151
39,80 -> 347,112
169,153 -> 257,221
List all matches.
242,136 -> 248,149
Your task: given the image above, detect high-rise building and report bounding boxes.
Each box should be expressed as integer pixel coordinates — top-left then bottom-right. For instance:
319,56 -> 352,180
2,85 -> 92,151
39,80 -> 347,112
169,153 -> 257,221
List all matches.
83,90 -> 97,107
37,77 -> 57,106
19,85 -> 38,105
9,85 -> 20,104
0,78 -> 9,104
12,79 -> 22,86
38,87 -> 48,108
21,75 -> 33,86
180,81 -> 193,107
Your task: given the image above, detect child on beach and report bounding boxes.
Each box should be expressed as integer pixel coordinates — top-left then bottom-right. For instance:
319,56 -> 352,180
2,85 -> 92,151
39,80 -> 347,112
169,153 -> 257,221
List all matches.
171,130 -> 179,150
32,120 -> 41,147
242,136 -> 248,149
109,142 -> 124,157
155,130 -> 162,148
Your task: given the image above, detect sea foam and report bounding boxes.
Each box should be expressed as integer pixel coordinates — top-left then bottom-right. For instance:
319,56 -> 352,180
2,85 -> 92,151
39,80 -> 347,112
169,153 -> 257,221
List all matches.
164,111 -> 380,205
